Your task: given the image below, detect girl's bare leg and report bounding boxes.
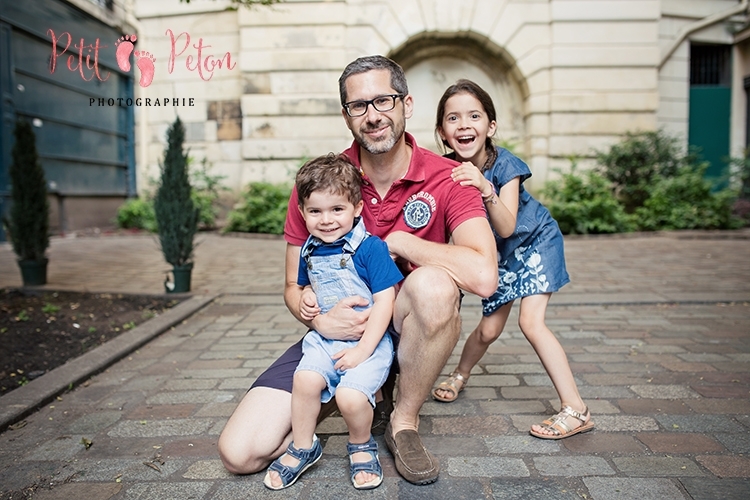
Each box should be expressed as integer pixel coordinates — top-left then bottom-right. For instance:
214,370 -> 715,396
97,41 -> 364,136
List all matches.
519,294 -> 588,435
433,302 -> 513,400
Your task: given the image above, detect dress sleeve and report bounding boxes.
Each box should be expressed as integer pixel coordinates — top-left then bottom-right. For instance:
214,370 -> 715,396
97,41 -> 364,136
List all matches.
489,149 -> 532,189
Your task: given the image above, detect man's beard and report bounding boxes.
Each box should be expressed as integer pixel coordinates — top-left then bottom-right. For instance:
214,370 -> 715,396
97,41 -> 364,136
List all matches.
356,115 -> 405,155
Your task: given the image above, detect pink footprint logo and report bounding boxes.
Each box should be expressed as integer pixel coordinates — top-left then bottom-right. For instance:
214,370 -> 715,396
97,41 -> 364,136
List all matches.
114,34 -> 137,72
134,51 -> 156,88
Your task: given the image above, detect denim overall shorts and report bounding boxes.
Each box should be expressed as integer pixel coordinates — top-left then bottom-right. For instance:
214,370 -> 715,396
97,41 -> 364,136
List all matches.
296,222 -> 394,406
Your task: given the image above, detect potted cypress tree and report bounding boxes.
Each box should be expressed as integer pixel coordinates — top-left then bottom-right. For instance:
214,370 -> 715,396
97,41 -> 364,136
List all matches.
153,116 -> 199,293
5,119 -> 50,286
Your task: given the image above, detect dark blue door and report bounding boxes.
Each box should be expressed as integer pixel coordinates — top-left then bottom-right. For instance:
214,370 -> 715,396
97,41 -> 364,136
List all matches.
0,0 -> 135,240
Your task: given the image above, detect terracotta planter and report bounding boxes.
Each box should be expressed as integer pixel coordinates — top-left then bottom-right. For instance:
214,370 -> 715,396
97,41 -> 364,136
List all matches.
18,258 -> 48,286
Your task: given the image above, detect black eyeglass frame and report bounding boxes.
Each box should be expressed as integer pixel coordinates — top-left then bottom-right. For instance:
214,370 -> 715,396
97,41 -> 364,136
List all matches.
342,94 -> 405,117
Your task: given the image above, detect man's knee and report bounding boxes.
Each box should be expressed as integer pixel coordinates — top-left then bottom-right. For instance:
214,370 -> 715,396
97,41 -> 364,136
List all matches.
395,270 -> 460,351
400,266 -> 460,317
218,432 -> 267,475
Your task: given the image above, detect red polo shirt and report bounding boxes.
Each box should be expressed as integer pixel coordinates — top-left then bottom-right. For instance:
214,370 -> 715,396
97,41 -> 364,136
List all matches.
284,133 -> 486,246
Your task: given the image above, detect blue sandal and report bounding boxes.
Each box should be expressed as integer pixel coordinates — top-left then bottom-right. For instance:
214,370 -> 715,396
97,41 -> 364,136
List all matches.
347,435 -> 383,490
263,435 -> 323,490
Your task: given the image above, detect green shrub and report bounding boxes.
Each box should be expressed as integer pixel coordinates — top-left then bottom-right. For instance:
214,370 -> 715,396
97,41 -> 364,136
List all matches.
595,130 -> 691,213
115,198 -> 157,232
540,160 -> 635,235
634,165 -> 741,231
190,158 -> 228,230
728,150 -> 750,201
223,182 -> 291,235
115,158 -> 226,232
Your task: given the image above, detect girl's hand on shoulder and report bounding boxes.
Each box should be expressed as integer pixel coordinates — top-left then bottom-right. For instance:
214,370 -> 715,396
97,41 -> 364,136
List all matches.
452,162 -> 493,199
451,162 -> 483,187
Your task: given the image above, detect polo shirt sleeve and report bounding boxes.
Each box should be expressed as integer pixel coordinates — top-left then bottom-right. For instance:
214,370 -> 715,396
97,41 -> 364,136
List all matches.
355,237 -> 403,294
283,185 -> 309,246
444,177 -> 487,234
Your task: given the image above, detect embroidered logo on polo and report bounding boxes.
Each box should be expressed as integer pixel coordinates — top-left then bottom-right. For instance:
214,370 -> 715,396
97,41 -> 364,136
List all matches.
403,191 -> 436,229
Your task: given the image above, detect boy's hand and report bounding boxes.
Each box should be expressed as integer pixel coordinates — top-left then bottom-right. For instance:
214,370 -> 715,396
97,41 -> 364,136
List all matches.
332,345 -> 370,371
299,287 -> 320,321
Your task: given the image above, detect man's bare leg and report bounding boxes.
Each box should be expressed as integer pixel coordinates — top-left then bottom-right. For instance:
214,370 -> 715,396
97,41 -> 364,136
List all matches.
385,266 -> 461,484
219,386 -> 339,475
218,387 -> 292,474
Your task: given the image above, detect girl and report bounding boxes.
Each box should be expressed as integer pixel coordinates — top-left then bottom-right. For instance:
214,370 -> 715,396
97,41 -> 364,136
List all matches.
431,79 -> 594,440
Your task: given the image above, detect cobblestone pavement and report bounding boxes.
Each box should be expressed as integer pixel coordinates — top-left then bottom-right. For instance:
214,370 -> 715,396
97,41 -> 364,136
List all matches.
0,231 -> 749,499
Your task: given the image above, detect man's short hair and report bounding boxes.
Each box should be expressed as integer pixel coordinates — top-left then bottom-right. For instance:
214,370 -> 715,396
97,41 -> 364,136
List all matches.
296,153 -> 363,207
338,55 -> 409,105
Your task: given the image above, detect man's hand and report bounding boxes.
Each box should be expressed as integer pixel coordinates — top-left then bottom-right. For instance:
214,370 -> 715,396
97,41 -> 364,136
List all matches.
312,295 -> 370,341
332,344 -> 371,371
299,287 -> 320,321
383,219 -> 498,298
383,231 -> 409,260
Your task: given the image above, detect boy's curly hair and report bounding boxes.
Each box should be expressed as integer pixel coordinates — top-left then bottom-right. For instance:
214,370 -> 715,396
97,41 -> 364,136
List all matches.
295,153 -> 363,207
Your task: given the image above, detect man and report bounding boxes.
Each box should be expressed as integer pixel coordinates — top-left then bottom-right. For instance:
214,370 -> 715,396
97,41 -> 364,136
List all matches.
219,55 -> 497,485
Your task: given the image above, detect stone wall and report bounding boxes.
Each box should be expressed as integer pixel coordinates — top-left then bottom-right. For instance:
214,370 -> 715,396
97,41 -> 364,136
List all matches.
133,0 -> 748,197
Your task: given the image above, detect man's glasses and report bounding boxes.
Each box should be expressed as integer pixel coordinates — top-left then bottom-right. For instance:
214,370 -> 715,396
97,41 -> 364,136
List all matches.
343,94 -> 404,117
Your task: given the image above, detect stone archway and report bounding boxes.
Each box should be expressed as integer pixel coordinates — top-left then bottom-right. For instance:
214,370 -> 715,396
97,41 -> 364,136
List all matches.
389,33 -> 528,157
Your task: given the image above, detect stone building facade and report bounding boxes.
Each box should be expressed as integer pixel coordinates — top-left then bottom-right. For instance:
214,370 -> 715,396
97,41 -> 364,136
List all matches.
133,0 -> 750,197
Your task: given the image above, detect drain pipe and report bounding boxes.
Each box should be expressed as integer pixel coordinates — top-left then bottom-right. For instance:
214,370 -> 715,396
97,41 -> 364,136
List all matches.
659,0 -> 749,69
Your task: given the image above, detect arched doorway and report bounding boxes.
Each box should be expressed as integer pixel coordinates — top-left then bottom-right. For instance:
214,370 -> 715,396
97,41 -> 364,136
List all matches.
390,34 -> 528,157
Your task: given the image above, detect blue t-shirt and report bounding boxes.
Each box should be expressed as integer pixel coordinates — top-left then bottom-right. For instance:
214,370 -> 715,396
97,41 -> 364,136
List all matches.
297,235 -> 402,296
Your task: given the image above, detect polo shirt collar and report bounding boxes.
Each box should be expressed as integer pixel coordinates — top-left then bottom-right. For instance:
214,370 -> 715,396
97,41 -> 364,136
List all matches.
343,132 -> 426,184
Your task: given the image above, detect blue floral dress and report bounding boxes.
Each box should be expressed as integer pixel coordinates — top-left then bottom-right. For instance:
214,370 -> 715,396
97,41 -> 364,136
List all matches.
480,147 -> 569,315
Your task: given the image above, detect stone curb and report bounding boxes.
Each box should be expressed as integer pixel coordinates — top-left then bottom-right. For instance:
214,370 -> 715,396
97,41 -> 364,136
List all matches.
551,292 -> 750,306
564,228 -> 750,240
0,293 -> 219,432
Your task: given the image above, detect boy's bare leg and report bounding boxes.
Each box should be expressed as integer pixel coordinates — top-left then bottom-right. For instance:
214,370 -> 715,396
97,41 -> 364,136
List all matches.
337,387 -> 379,486
265,371 -> 325,488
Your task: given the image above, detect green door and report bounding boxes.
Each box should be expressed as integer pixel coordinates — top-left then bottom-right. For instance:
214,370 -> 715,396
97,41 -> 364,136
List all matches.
689,86 -> 731,185
688,43 -> 731,189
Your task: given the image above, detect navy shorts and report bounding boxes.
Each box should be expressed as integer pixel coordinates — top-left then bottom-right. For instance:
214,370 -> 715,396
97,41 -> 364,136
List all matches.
250,324 -> 400,394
